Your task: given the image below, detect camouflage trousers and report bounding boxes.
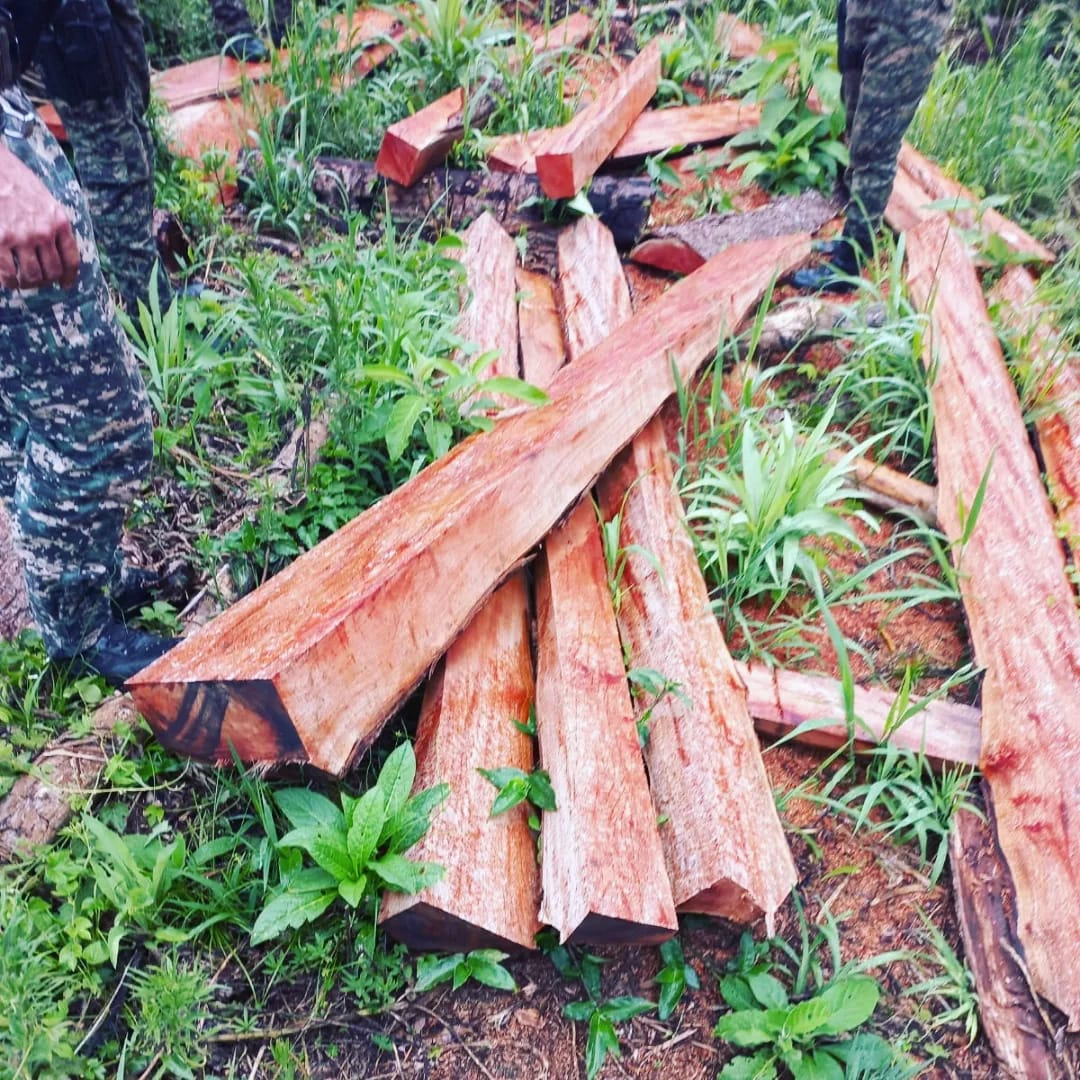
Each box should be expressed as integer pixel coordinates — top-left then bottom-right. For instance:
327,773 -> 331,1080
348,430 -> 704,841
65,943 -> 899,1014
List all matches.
34,0 -> 169,314
0,90 -> 153,658
838,0 -> 952,253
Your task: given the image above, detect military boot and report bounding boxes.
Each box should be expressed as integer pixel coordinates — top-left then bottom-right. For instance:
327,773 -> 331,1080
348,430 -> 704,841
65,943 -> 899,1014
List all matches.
790,238 -> 862,293
223,33 -> 269,61
67,621 -> 179,686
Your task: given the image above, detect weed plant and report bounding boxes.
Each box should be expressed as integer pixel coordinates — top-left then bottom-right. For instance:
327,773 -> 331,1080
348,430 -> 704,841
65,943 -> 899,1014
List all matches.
139,0 -> 218,65
909,5 -> 1080,228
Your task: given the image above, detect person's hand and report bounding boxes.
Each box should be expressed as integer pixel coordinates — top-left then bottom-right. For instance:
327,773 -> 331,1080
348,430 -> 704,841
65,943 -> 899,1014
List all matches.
0,145 -> 81,290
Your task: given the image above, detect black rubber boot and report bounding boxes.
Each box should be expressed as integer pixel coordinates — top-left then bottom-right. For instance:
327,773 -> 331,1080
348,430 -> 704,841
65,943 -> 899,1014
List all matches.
109,564 -> 191,619
223,33 -> 270,61
65,622 -> 179,687
790,238 -> 862,293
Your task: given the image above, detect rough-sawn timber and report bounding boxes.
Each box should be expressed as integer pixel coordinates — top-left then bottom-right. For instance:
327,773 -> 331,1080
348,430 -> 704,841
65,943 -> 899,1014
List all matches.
128,232 -> 812,776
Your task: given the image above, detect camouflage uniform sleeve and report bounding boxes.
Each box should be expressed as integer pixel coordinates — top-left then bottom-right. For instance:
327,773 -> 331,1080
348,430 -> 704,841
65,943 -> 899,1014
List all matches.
0,88 -> 153,658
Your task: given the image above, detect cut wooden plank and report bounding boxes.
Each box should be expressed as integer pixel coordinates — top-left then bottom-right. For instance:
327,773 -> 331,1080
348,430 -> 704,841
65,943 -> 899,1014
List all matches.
738,662 -> 981,769
906,214 -> 1080,1028
563,213 -> 794,927
375,12 -> 595,186
951,800 -> 1080,1078
714,12 -> 764,59
883,163 -> 935,235
307,157 -> 654,256
0,696 -> 139,860
379,574 -> 540,951
515,268 -> 565,390
530,217 -> 676,945
379,214 -> 539,951
489,100 -> 760,174
127,232 -> 812,776
989,265 -> 1080,564
898,142 -> 1055,264
536,39 -> 661,198
151,54 -> 273,111
630,190 -> 839,274
534,496 -> 677,945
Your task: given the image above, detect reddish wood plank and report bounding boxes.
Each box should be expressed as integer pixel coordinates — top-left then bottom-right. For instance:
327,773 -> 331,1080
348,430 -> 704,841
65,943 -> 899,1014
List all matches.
151,55 -> 273,111
989,265 -> 1080,565
529,218 -> 676,944
536,39 -> 661,198
515,268 -> 565,389
375,12 -> 596,186
899,142 -> 1055,264
379,573 -> 540,951
738,662 -> 981,768
907,214 -> 1080,1027
127,232 -> 811,777
379,214 -> 537,951
883,163 -> 934,235
714,12 -> 764,58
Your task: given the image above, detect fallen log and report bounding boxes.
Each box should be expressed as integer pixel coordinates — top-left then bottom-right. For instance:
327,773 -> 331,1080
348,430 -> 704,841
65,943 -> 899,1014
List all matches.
375,12 -> 595,187
379,213 -> 541,951
536,39 -> 661,198
738,662 -> 980,769
630,190 -> 839,274
489,100 -> 760,174
906,214 -> 1080,1028
0,696 -> 140,860
563,213 -> 794,927
536,220 -> 676,942
883,164 -> 935,236
306,157 -> 654,254
151,54 -> 274,111
989,265 -> 1080,564
898,142 -> 1055,264
951,799 -> 1080,1078
128,231 -> 811,776
819,447 -> 938,527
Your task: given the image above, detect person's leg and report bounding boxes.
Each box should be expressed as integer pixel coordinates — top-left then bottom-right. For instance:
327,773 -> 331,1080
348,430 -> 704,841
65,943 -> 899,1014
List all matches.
210,0 -> 270,59
0,93 -> 169,677
842,0 -> 952,255
38,0 -> 170,314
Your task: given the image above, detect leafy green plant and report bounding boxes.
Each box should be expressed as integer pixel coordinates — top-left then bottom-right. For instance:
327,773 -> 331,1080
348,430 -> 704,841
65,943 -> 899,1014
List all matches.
627,667 -> 688,747
903,910 -> 980,1046
414,948 -> 517,993
477,765 -> 557,819
251,742 -> 448,944
341,940 -> 413,1011
726,33 -> 847,193
563,996 -> 656,1080
654,938 -> 700,1021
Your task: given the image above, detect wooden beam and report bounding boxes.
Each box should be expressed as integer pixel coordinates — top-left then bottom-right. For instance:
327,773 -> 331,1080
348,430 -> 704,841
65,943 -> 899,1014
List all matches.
906,214 -> 1080,1028
536,39 -> 661,198
307,157 -> 654,258
489,100 -> 760,174
375,12 -> 595,187
738,662 -> 981,769
515,268 -> 566,390
127,232 -> 812,776
151,54 -> 274,111
379,214 -> 540,951
714,12 -> 764,59
898,143 -> 1055,264
630,190 -> 839,275
951,800 -> 1080,1077
989,265 -> 1080,565
562,214 -> 794,927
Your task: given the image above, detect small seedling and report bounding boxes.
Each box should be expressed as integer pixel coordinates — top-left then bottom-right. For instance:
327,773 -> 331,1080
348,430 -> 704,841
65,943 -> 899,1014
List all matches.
477,765 -> 557,818
654,938 -> 700,1021
563,996 -> 656,1080
414,949 -> 517,993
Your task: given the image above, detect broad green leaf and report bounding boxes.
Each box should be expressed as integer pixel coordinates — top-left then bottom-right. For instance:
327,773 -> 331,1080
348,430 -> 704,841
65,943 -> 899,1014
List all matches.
527,770 -> 558,811
657,972 -> 685,1020
720,974 -> 757,1011
786,994 -> 832,1036
415,953 -> 464,992
274,788 -> 344,832
478,766 -> 528,789
714,1009 -> 781,1047
338,876 -> 368,908
347,787 -> 386,869
376,741 -> 418,821
601,996 -> 655,1023
279,826 -> 353,882
478,376 -> 550,406
250,887 -> 336,944
797,1049 -> 844,1080
490,777 -> 530,817
368,853 -> 444,894
720,1051 -> 779,1080
562,1000 -> 595,1023
383,782 -> 450,853
469,959 -> 517,991
586,1013 -> 620,1080
748,971 -> 789,1009
816,976 -> 880,1035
